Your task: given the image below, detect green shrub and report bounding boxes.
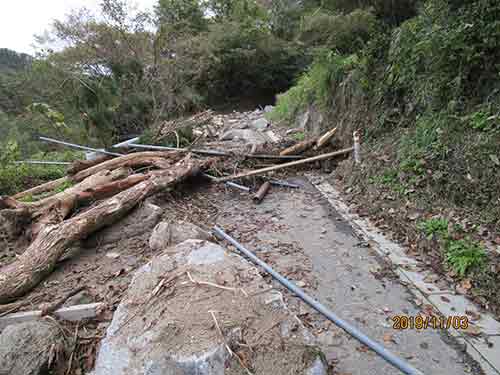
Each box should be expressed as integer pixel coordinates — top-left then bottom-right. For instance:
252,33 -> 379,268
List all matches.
270,51 -> 360,122
0,140 -> 78,196
190,20 -> 307,104
418,217 -> 449,238
445,238 -> 486,277
386,0 -> 500,110
299,9 -> 378,54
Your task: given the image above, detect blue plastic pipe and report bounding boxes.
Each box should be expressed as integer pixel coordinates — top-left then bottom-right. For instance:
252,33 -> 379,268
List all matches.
213,226 -> 425,375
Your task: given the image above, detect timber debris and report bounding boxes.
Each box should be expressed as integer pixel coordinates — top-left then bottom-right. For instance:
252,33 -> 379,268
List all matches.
0,107 -> 357,374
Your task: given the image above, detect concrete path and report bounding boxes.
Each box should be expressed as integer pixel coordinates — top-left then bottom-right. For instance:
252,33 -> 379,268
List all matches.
217,176 -> 490,375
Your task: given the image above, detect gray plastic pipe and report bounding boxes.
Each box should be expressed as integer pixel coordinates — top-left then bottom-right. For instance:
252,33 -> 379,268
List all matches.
39,136 -> 123,157
213,226 -> 425,375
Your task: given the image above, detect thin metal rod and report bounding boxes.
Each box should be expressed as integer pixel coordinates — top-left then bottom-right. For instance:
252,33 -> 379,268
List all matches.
225,181 -> 251,192
203,174 -> 251,192
15,161 -> 71,165
269,180 -> 300,189
112,137 -> 141,148
128,143 -> 304,160
39,136 -> 123,157
213,226 -> 425,375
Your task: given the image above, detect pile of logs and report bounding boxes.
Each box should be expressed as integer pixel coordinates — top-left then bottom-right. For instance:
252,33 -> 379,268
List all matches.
0,152 -> 212,304
0,117 -> 357,309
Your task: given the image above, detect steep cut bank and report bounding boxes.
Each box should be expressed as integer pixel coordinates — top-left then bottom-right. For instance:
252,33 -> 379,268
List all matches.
269,0 -> 500,316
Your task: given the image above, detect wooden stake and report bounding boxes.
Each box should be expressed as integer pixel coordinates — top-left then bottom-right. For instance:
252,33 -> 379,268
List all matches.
353,131 -> 361,164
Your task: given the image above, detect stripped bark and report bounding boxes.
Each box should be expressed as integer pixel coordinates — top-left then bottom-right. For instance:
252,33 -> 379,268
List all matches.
280,138 -> 317,156
315,127 -> 337,149
0,156 -> 206,303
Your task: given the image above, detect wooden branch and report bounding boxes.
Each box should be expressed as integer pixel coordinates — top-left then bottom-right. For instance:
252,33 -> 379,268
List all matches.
315,127 -> 337,149
0,196 -> 23,210
280,138 -> 317,156
12,177 -> 69,200
0,303 -> 104,330
0,156 -> 207,303
40,286 -> 86,316
217,148 -> 354,183
67,155 -> 114,175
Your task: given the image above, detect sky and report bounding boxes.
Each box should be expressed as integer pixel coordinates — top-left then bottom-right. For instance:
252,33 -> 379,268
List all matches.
0,0 -> 157,55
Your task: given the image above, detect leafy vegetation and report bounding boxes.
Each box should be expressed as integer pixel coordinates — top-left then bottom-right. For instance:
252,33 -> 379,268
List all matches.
418,217 -> 486,277
445,238 -> 486,277
418,218 -> 449,238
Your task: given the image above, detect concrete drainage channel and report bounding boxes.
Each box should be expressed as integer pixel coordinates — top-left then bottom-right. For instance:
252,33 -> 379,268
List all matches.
306,173 -> 500,375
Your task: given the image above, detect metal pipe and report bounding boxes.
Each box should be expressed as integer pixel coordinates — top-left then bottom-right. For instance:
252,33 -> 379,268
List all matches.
128,143 -> 305,160
212,226 -> 425,375
39,136 -> 123,157
225,181 -> 251,192
15,160 -> 71,165
269,180 -> 300,189
253,181 -> 271,203
202,174 -> 251,192
112,137 -> 141,148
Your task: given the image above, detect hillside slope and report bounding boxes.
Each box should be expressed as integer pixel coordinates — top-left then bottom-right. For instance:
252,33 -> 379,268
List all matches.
269,0 -> 500,315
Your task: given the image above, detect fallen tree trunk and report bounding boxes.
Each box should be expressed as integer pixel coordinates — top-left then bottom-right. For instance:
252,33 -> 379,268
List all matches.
71,151 -> 178,182
0,156 -> 206,303
25,168 -> 129,211
67,155 -> 114,175
217,147 -> 354,183
76,173 -> 150,203
12,177 -> 69,200
29,168 -> 131,236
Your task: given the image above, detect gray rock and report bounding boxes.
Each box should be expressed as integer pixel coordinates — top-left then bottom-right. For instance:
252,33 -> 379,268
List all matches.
86,202 -> 162,246
250,118 -> 269,131
297,110 -> 310,129
264,105 -> 274,113
93,240 -> 327,375
149,221 -> 211,251
0,321 -> 63,375
219,129 -> 269,145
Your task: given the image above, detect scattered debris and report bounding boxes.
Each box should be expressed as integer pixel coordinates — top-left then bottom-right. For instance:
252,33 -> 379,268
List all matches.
0,303 -> 104,330
217,148 -> 354,182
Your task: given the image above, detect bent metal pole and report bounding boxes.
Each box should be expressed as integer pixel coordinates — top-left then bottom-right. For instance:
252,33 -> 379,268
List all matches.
213,226 -> 425,375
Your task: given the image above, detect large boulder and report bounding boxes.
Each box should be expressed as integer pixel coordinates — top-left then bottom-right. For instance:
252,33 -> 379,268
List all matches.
0,320 -> 64,375
92,240 -> 327,375
86,202 -> 162,246
149,221 -> 211,250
